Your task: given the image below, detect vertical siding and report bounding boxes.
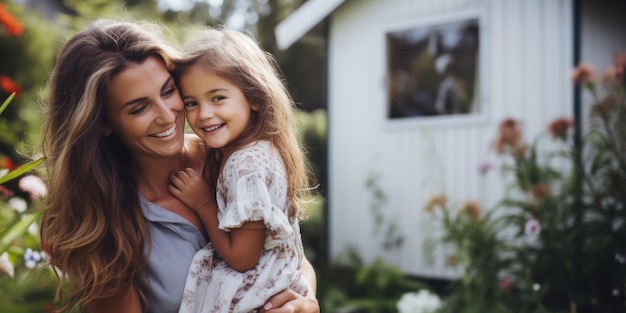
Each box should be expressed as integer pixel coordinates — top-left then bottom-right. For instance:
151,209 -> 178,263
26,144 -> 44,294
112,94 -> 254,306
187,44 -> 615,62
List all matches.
327,0 -> 573,278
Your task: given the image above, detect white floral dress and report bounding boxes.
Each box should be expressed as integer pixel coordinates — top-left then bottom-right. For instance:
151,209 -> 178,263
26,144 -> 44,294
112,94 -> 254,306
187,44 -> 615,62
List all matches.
178,140 -> 309,313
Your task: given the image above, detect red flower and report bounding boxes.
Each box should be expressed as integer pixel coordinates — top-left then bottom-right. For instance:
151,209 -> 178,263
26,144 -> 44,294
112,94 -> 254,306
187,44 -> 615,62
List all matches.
530,183 -> 552,199
423,194 -> 447,212
0,75 -> 21,97
0,155 -> 17,170
0,4 -> 24,37
548,117 -> 574,140
492,118 -> 526,156
499,118 -> 522,145
458,201 -> 481,220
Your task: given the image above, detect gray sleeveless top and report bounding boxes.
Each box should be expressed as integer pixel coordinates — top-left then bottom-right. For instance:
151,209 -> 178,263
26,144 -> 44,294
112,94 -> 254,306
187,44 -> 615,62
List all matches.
140,194 -> 207,313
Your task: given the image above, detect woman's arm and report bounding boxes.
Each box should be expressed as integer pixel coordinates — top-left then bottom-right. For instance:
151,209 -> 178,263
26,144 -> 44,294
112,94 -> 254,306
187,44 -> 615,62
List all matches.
260,257 -> 319,313
169,168 -> 266,272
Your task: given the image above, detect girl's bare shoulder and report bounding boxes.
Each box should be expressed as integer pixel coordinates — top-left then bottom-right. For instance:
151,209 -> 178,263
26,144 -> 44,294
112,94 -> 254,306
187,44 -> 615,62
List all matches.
184,134 -> 208,169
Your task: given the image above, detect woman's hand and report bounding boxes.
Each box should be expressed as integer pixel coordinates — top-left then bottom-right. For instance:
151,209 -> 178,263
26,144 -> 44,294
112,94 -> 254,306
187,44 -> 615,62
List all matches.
259,288 -> 319,313
260,257 -> 319,313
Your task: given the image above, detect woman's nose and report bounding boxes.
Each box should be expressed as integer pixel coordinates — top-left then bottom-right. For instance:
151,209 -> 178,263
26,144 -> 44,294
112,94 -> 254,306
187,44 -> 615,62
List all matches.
155,99 -> 178,124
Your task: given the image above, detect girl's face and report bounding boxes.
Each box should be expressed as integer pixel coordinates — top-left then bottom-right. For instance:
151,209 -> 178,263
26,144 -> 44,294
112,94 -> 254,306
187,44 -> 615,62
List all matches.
104,56 -> 185,159
179,66 -> 258,151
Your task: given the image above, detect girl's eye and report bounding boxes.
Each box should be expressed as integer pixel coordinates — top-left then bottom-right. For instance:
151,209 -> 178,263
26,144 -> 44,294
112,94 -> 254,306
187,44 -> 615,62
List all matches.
184,101 -> 198,108
211,95 -> 226,102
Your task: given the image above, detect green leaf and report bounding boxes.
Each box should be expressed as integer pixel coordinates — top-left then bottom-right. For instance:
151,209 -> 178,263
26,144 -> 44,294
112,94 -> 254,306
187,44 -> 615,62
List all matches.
0,209 -> 46,255
0,92 -> 15,115
0,157 -> 45,184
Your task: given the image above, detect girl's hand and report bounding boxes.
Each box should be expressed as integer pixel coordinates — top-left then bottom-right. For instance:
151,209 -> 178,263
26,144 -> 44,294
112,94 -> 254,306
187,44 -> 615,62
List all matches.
169,168 -> 215,213
259,288 -> 319,313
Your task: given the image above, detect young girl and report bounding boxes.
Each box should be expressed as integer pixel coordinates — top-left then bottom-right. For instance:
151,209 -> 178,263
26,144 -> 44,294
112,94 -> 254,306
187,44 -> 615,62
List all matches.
168,28 -> 314,313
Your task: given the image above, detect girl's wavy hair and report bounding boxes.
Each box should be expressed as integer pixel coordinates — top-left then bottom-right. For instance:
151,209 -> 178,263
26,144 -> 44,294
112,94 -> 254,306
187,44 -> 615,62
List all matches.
40,18 -> 179,312
174,28 -> 316,220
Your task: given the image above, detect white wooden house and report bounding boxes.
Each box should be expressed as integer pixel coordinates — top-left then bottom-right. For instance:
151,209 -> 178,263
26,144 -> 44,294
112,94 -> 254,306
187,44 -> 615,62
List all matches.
276,0 -> 626,279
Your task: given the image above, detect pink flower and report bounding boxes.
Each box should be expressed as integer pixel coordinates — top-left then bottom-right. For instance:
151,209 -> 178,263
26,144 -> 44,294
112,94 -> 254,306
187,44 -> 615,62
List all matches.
18,175 -> 47,200
499,277 -> 514,291
0,252 -> 13,277
571,63 -> 595,85
0,185 -> 14,198
524,218 -> 542,236
477,160 -> 493,175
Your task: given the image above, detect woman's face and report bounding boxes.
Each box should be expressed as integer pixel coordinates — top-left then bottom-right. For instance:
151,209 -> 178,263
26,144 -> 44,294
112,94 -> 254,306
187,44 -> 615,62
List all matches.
104,56 -> 185,159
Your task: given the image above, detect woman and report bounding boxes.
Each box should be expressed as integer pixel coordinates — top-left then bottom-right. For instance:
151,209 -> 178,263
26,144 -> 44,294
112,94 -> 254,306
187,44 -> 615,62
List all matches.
39,19 -> 319,313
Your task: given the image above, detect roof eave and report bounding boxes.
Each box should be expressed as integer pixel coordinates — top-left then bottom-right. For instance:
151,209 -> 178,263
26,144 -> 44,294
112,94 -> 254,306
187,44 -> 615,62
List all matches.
275,0 -> 346,50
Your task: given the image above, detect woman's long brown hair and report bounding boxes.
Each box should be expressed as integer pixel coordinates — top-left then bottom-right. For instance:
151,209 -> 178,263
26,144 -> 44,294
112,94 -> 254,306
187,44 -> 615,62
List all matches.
39,19 -> 179,312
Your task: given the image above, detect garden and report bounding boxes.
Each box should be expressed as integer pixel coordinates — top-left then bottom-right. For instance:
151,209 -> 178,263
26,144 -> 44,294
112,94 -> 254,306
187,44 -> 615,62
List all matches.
1,1 -> 625,312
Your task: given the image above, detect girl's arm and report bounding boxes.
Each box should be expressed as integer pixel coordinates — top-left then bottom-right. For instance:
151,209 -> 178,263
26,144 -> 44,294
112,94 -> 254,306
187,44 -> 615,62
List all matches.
170,169 -> 319,313
169,168 -> 265,272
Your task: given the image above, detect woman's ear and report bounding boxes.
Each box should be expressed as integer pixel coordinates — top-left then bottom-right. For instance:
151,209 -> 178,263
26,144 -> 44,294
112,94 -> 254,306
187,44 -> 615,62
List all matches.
250,103 -> 260,111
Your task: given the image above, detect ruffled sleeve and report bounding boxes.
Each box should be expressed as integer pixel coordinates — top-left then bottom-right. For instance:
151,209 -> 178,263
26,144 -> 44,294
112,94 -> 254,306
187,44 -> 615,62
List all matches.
217,142 -> 294,249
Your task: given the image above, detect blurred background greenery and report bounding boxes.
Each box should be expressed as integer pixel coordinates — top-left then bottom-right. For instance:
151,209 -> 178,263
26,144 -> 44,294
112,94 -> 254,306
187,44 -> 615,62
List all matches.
1,1 -> 625,313
0,0 -> 335,311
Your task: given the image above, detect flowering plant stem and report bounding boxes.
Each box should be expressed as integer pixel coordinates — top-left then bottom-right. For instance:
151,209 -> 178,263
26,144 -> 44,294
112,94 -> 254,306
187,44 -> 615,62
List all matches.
0,210 -> 45,255
0,93 -> 46,255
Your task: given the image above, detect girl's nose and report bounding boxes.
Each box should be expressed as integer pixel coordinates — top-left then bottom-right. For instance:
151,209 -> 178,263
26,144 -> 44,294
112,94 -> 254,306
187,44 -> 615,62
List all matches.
198,103 -> 214,120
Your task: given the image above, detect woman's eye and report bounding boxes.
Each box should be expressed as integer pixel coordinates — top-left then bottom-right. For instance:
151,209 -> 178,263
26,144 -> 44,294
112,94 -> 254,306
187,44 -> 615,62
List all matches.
184,101 -> 198,108
163,86 -> 177,96
211,96 -> 225,102
130,106 -> 147,115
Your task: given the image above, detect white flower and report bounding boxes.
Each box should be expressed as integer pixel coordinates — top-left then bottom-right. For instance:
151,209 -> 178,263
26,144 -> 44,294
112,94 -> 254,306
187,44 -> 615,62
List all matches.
533,283 -> 541,291
396,290 -> 442,313
19,174 -> 47,200
8,196 -> 27,212
24,248 -> 42,269
615,253 -> 625,264
0,252 -> 14,277
525,218 -> 542,236
28,221 -> 38,235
